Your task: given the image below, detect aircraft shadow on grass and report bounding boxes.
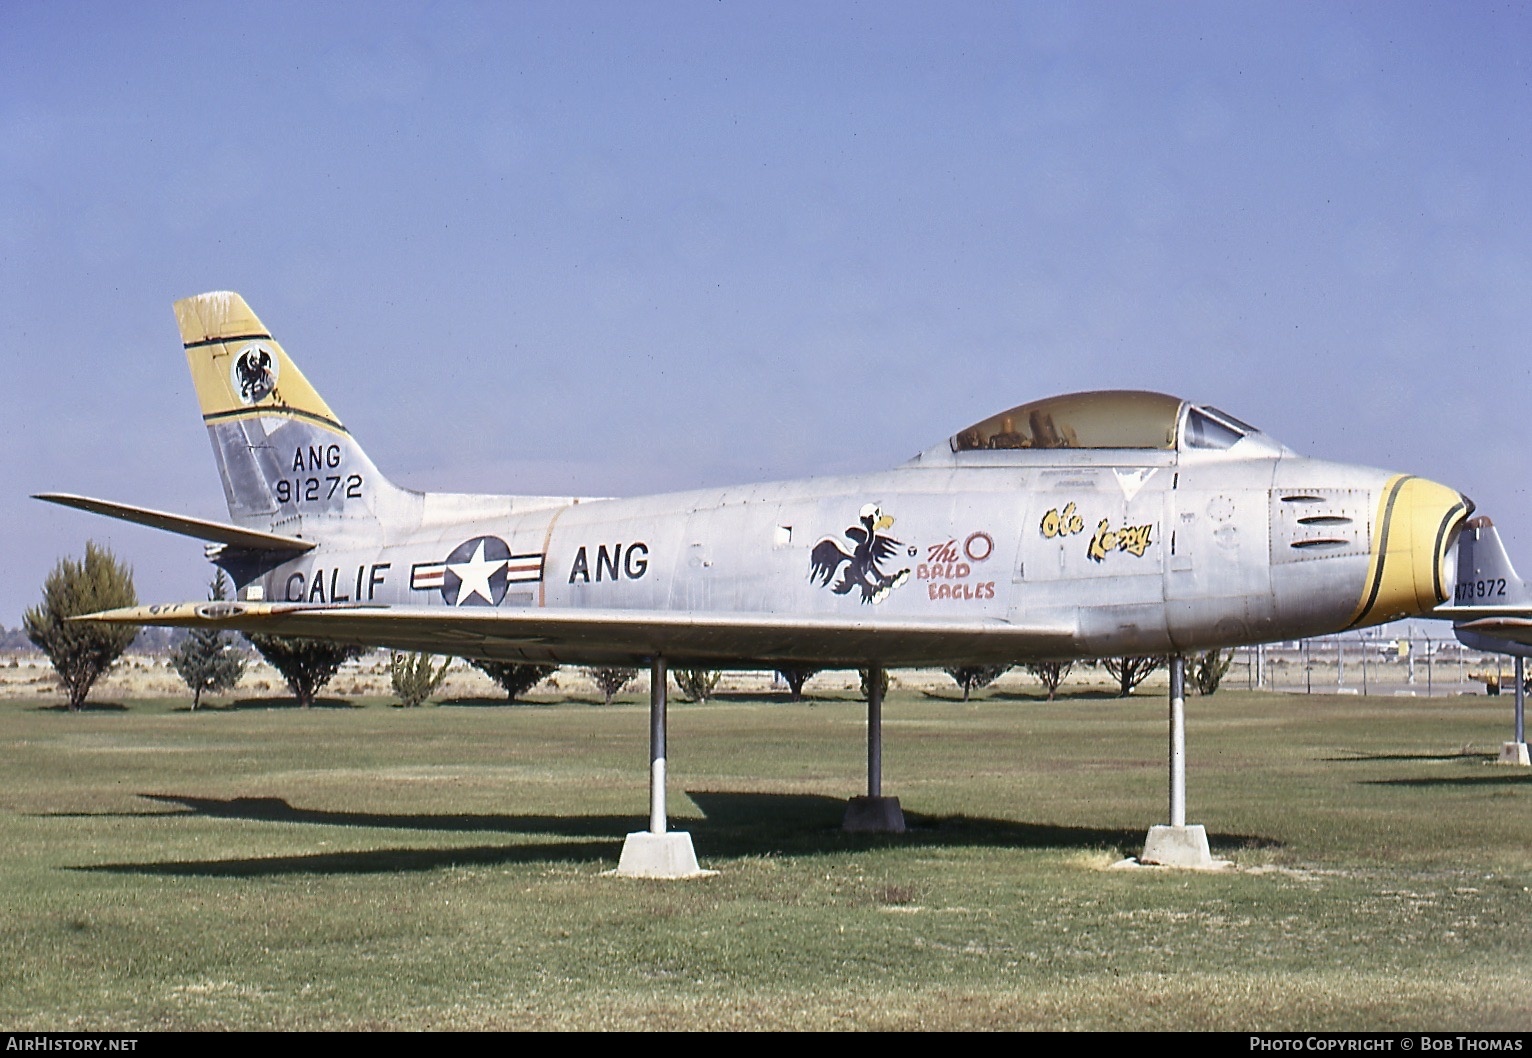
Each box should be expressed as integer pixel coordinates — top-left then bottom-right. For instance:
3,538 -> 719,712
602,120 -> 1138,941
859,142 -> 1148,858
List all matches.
64,791 -> 1281,878
1322,751 -> 1498,763
221,697 -> 363,711
1360,772 -> 1531,789
925,690 -> 1130,704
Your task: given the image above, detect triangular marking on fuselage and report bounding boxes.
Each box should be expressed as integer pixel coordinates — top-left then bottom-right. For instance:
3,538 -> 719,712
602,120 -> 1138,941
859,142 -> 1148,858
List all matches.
1114,467 -> 1158,503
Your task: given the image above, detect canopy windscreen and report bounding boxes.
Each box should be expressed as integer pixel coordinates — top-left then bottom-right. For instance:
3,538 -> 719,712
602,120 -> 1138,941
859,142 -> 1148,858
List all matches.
950,391 -> 1185,452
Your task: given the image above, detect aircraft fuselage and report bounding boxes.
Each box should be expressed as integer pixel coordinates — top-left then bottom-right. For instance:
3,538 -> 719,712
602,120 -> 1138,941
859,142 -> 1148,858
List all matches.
240,447 -> 1460,664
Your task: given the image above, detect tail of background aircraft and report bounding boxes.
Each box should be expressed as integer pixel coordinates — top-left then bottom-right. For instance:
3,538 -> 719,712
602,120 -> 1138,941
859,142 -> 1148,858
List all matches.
1452,516 -> 1531,607
175,291 -> 414,537
1450,516 -> 1532,658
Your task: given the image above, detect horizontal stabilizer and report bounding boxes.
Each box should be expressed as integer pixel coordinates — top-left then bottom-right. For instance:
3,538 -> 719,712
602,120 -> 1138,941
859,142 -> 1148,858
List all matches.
35,493 -> 315,553
1451,616 -> 1532,650
73,602 -> 1079,669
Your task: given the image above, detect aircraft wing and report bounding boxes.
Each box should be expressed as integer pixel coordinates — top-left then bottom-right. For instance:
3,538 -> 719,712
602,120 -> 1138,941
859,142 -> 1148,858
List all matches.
75,601 -> 1080,668
35,493 -> 315,553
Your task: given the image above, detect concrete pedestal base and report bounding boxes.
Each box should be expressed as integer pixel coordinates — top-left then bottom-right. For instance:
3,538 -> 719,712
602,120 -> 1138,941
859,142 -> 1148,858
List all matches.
614,831 -> 714,879
1141,824 -> 1214,868
1498,741 -> 1531,766
841,795 -> 906,833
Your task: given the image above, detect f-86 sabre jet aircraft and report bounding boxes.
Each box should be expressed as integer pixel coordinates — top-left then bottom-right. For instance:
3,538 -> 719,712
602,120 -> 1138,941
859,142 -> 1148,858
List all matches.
51,292 -> 1470,664
42,291 -> 1474,872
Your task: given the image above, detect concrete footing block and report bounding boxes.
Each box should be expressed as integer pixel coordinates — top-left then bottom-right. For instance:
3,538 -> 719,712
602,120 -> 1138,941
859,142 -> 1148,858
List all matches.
841,795 -> 906,833
1140,824 -> 1215,868
1498,741 -> 1531,767
614,831 -> 715,879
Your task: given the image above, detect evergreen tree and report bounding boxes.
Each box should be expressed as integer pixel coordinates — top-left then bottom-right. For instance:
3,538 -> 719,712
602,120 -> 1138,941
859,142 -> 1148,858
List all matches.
246,634 -> 364,708
470,660 -> 557,702
24,541 -> 138,711
170,571 -> 246,709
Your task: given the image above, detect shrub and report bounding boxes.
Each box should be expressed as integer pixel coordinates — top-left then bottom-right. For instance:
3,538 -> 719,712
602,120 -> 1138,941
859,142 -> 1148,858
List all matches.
470,660 -> 557,702
1023,661 -> 1073,700
859,667 -> 889,702
391,652 -> 452,706
944,664 -> 1010,701
776,666 -> 821,701
586,666 -> 639,705
247,634 -> 364,708
673,669 -> 721,702
1103,656 -> 1165,697
1191,649 -> 1233,696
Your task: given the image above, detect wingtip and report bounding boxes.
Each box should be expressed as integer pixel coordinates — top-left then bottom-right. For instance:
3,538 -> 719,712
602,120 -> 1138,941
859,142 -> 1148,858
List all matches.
68,607 -> 158,625
69,602 -> 225,625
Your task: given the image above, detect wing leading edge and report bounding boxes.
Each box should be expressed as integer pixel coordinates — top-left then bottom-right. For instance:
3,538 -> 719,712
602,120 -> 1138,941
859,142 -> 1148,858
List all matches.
76,602 -> 1079,669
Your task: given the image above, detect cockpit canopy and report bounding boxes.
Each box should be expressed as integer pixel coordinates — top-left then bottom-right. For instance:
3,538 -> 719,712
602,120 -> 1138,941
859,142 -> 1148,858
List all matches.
948,390 -> 1268,454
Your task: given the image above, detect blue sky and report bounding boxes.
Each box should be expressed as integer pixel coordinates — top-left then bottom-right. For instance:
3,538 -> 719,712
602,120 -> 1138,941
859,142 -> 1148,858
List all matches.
2,2 -> 1530,623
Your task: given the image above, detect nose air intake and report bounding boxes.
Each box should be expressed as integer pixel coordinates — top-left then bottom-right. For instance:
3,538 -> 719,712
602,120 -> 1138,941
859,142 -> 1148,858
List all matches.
1347,475 -> 1470,628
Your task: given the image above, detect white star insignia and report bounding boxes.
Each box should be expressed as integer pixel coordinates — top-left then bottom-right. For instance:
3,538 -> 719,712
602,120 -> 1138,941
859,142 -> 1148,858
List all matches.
447,540 -> 503,605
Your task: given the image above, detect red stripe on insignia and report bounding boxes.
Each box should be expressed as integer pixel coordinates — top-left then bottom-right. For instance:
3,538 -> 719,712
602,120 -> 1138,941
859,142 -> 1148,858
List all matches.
411,564 -> 446,590
505,554 -> 544,582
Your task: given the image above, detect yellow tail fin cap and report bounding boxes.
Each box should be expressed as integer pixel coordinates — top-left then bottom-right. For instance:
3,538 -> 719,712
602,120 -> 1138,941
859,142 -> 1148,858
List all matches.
175,291 -> 342,429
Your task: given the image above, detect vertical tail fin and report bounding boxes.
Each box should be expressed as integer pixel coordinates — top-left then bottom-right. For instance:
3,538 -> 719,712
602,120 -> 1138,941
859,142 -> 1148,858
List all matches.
1451,516 -> 1532,657
175,292 -> 411,537
1451,516 -> 1531,607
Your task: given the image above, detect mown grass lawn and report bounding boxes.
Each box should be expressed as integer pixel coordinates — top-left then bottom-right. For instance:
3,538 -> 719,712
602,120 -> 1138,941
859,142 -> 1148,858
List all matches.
0,689 -> 1527,1029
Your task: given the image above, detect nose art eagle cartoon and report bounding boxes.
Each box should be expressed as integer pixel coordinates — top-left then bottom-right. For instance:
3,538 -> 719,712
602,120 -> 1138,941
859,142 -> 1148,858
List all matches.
809,504 -> 912,604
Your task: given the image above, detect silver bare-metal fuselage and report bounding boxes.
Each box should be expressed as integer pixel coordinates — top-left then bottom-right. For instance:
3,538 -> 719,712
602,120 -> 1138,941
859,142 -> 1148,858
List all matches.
242,440 -> 1461,666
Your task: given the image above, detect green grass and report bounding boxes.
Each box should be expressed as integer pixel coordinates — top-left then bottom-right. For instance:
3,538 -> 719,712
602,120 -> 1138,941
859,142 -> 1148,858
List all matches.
0,689 -> 1528,1029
